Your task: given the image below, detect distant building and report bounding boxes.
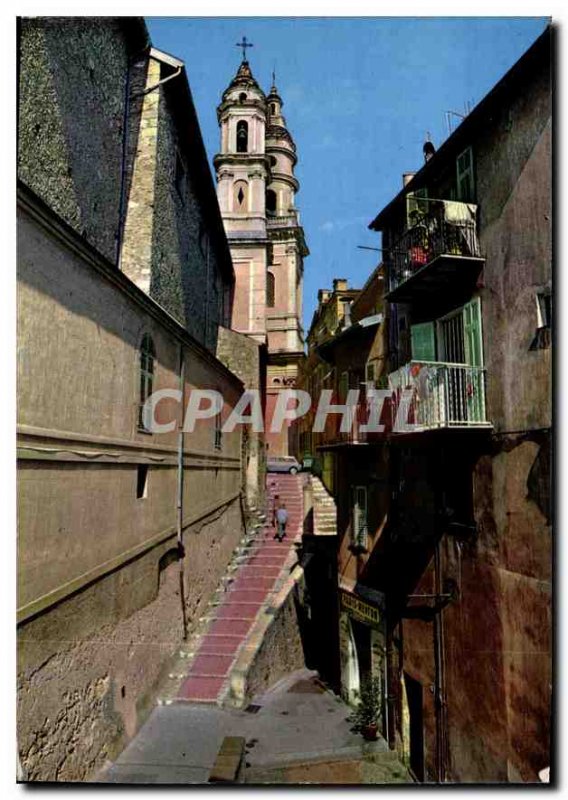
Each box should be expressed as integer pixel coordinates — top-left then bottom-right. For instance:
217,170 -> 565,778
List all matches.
214,54 -> 309,456
295,279 -> 360,491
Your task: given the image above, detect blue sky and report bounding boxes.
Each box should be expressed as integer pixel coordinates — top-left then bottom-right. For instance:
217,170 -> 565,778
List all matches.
147,16 -> 548,332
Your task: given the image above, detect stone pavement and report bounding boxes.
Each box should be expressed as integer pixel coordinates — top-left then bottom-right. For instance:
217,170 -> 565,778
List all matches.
99,668 -> 412,784
174,473 -> 303,703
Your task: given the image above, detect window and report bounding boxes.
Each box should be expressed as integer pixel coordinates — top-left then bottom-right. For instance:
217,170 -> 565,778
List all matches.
456,147 -> 475,202
138,334 -> 155,431
352,486 -> 368,550
234,180 -> 248,210
269,155 -> 277,168
271,103 -> 276,114
266,189 -> 277,214
136,464 -> 149,499
239,92 -> 247,103
267,271 -> 275,307
236,120 -> 248,153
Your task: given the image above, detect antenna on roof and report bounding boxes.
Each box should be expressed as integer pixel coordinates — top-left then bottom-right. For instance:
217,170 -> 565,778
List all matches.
444,109 -> 466,136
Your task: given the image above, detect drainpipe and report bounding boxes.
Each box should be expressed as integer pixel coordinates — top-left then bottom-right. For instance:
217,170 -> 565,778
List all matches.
433,541 -> 446,781
433,445 -> 449,783
386,623 -> 397,750
177,343 -> 188,640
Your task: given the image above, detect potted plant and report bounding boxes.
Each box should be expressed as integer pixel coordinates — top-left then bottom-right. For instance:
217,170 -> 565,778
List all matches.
348,675 -> 382,741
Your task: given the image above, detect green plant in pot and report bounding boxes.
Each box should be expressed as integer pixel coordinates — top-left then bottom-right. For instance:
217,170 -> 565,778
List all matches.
348,675 -> 382,741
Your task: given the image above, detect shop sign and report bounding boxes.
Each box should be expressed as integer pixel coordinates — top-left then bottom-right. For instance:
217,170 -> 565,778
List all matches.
340,589 -> 382,627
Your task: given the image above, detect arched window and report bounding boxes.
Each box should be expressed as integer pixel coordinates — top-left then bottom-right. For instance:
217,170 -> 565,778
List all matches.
267,271 -> 275,308
271,103 -> 276,114
239,92 -> 247,104
233,180 -> 248,211
138,333 -> 155,431
266,189 -> 277,214
236,120 -> 248,153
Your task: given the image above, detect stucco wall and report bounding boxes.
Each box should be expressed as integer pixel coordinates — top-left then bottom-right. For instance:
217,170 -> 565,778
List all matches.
216,325 -> 266,509
18,497 -> 243,781
17,196 -> 246,780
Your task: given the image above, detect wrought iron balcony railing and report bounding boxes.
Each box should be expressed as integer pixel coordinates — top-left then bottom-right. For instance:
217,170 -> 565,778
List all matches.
388,360 -> 491,431
386,199 -> 483,301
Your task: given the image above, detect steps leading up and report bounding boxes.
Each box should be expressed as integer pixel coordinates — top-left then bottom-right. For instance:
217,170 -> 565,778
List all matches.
174,473 -> 303,704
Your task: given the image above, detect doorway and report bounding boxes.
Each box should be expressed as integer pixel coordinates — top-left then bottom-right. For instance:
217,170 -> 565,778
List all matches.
404,672 -> 425,782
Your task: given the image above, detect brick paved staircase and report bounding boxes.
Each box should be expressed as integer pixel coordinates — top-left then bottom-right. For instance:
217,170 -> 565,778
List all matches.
174,474 -> 303,703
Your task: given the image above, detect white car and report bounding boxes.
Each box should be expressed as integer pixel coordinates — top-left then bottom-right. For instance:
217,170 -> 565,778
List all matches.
267,456 -> 301,474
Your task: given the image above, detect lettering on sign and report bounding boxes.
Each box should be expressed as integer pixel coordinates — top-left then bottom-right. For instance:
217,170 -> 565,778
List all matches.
340,590 -> 381,627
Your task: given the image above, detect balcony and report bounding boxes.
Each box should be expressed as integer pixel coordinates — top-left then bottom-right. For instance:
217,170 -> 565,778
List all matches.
388,361 -> 492,433
266,209 -> 300,228
386,200 -> 484,304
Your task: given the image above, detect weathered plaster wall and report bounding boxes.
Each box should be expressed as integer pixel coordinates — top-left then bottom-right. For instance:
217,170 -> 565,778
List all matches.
216,325 -> 266,509
18,497 -> 243,781
17,198 -> 245,781
386,39 -> 552,784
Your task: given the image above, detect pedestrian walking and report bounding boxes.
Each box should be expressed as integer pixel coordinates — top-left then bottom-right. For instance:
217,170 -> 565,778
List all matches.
271,493 -> 280,529
275,502 -> 288,542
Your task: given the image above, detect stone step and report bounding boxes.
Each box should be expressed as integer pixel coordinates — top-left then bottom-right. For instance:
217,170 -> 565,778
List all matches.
225,589 -> 271,604
214,602 -> 263,620
177,675 -> 225,701
189,654 -> 234,676
239,566 -> 281,577
209,618 -> 254,636
231,577 -> 275,591
197,635 -> 244,655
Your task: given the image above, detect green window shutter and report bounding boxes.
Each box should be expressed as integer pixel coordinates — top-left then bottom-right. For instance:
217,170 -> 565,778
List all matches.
411,321 -> 436,361
463,297 -> 483,366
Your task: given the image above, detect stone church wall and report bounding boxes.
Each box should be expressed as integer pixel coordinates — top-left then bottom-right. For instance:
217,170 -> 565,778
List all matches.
18,17 -> 147,264
120,50 -> 233,354
17,191 -> 245,780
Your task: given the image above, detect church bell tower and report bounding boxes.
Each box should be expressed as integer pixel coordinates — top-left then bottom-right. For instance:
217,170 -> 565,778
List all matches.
214,40 -> 309,455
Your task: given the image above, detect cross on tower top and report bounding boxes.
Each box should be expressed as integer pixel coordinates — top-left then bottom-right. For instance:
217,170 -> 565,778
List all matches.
236,36 -> 254,62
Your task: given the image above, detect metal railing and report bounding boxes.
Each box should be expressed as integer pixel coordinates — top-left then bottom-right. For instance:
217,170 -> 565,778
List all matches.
388,361 -> 490,430
387,199 -> 481,294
